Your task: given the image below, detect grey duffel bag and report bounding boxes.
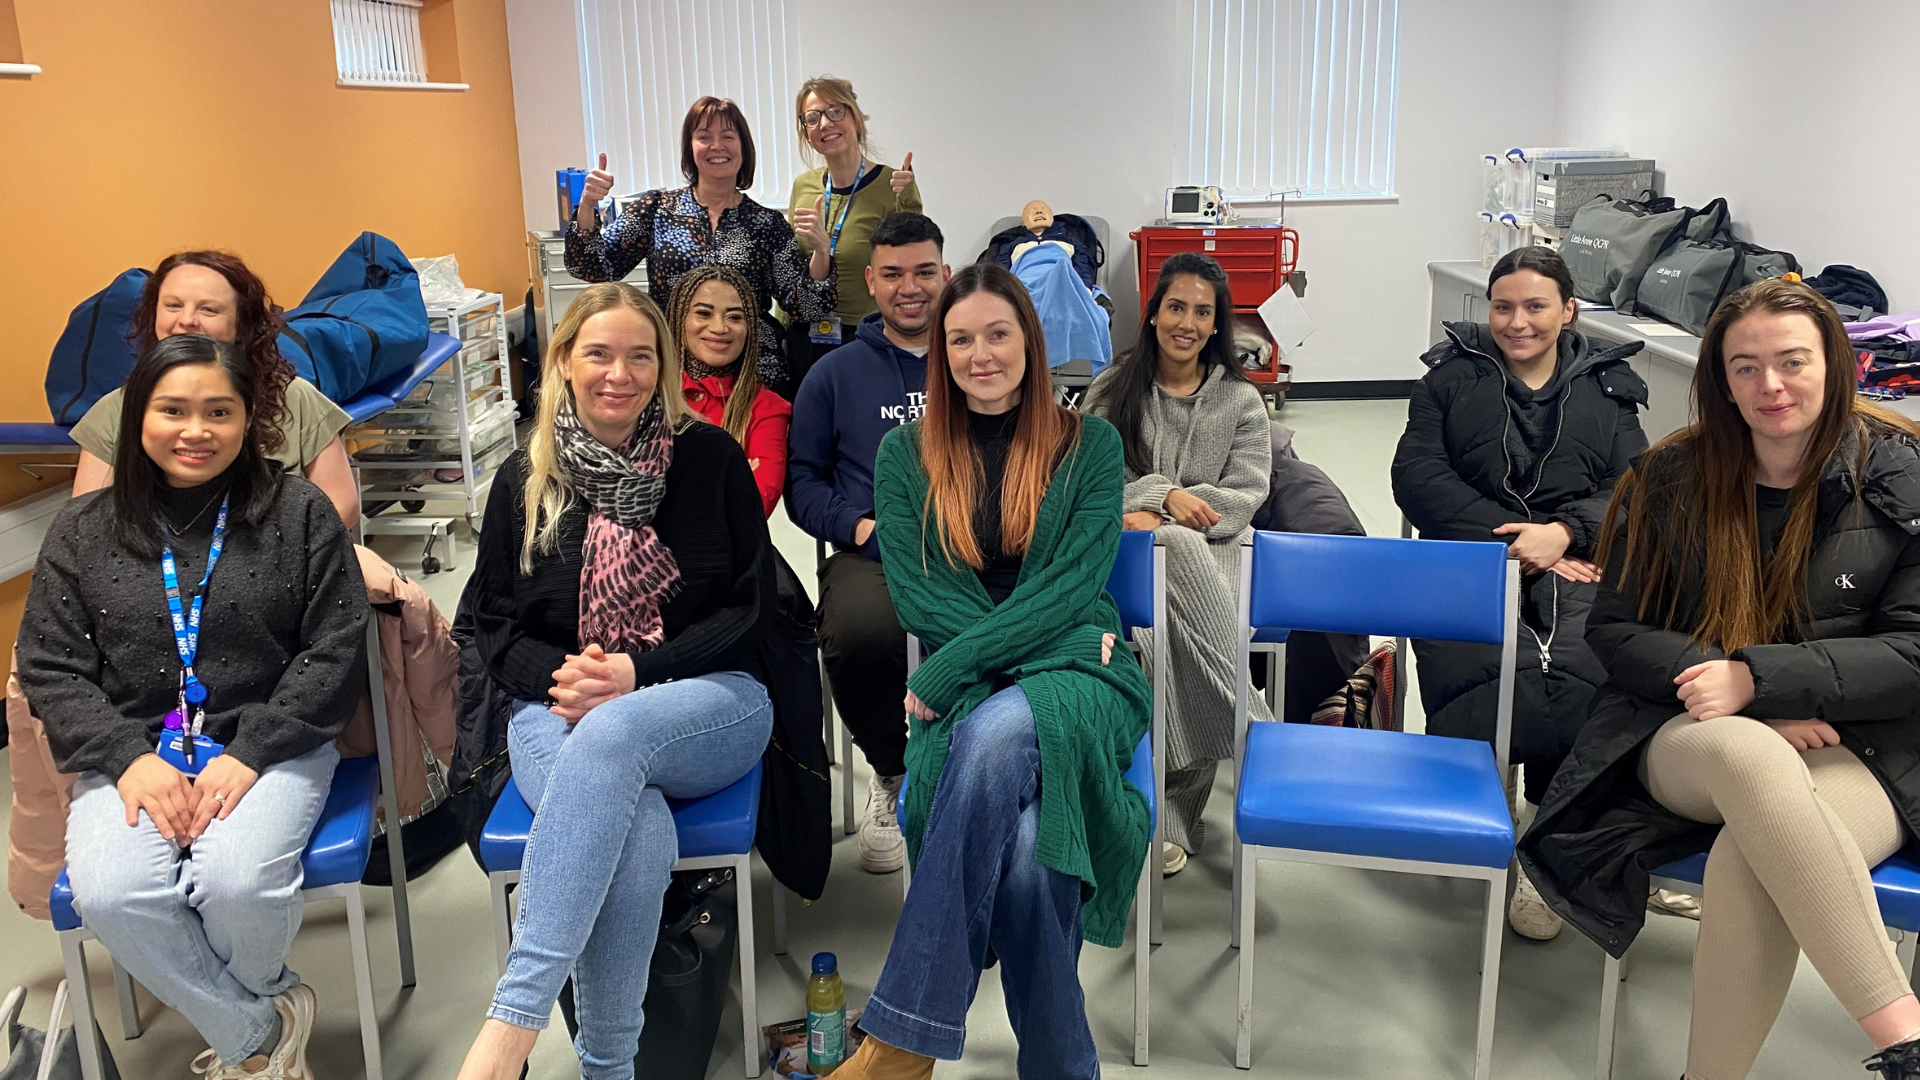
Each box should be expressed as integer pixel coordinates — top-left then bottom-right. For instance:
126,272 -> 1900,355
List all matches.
1564,195 -> 1728,314
1637,237 -> 1800,336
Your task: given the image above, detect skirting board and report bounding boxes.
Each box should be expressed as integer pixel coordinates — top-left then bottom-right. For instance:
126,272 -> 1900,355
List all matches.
1287,380 -> 1414,400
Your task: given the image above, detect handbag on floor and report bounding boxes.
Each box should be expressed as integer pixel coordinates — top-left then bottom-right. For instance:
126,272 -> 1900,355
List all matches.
1,983 -> 121,1080
555,867 -> 741,1080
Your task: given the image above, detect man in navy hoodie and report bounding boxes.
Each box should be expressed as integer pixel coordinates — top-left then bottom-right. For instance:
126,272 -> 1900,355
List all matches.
787,212 -> 950,873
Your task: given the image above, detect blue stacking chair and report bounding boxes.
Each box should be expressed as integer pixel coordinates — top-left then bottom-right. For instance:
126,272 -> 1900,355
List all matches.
50,619 -> 417,1080
1594,851 -> 1920,1079
1232,531 -> 1519,1076
898,529 -> 1166,1064
479,758 -> 786,1077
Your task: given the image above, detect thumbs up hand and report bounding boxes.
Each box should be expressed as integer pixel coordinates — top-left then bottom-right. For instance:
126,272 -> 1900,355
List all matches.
890,152 -> 915,194
794,194 -> 830,251
576,152 -> 615,230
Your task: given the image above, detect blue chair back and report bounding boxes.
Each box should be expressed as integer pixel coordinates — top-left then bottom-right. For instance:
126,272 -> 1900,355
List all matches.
1249,532 -> 1510,643
1105,530 -> 1157,631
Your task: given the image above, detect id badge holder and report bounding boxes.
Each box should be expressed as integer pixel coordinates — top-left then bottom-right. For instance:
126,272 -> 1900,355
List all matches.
157,705 -> 224,777
809,316 -> 843,345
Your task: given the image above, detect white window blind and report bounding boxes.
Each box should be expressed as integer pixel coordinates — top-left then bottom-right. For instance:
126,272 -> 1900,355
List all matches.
575,0 -> 805,207
1179,0 -> 1402,199
332,0 -> 429,86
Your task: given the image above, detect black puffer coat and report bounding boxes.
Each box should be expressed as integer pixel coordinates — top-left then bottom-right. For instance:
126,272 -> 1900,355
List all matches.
1520,428 -> 1920,957
1392,324 -> 1648,766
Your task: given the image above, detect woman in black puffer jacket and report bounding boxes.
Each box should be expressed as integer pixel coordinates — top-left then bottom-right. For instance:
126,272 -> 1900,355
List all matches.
1520,280 -> 1920,1080
1392,247 -> 1648,937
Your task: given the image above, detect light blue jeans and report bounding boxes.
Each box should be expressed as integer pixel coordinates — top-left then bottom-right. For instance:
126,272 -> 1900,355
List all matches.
490,671 -> 773,1079
64,742 -> 340,1065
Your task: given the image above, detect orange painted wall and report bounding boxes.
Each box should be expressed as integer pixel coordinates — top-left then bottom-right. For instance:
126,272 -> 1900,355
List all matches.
0,0 -> 527,658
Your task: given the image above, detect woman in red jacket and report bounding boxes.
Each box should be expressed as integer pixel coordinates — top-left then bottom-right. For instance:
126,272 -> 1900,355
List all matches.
667,265 -> 793,516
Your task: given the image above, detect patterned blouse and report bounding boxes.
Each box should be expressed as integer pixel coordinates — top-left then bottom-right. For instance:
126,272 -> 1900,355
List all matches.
565,187 -> 837,386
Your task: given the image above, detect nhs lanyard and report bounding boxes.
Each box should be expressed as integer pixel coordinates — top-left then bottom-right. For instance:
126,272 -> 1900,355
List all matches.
823,156 -> 864,258
161,495 -> 230,726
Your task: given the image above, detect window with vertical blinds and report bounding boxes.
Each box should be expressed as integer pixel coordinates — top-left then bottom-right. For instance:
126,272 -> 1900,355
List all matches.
574,0 -> 805,207
1179,0 -> 1402,199
331,0 -> 429,85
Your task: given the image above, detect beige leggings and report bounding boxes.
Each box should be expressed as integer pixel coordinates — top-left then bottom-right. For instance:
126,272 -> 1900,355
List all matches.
1640,714 -> 1913,1080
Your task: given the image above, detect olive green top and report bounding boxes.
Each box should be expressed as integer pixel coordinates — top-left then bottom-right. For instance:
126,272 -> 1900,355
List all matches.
787,163 -> 923,322
71,376 -> 351,473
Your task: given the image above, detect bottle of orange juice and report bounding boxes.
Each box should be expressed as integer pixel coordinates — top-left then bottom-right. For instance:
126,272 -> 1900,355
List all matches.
806,952 -> 846,1074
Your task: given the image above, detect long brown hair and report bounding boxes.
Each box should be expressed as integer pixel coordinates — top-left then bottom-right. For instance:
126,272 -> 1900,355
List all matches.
920,264 -> 1080,570
520,283 -> 691,574
1598,278 -> 1918,650
666,265 -> 764,447
133,250 -> 293,454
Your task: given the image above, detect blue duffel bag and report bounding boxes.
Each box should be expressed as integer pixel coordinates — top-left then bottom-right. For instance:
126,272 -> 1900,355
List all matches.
278,232 -> 429,402
44,268 -> 149,424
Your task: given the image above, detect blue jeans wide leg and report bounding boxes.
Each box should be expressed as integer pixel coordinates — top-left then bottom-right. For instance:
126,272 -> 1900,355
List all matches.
64,742 -> 340,1065
490,671 -> 773,1080
861,687 -> 1100,1079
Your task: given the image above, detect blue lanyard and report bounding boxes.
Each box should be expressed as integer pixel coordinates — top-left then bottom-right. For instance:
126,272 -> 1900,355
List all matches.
161,495 -> 230,709
824,156 -> 864,258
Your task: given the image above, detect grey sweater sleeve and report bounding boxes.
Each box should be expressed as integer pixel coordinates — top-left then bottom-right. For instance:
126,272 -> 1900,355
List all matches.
218,496 -> 369,772
20,500 -> 152,780
1186,387 -> 1273,539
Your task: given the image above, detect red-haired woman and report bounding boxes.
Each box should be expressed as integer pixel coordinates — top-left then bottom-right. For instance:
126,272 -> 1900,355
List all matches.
565,96 -> 836,396
69,250 -> 359,527
835,264 -> 1149,1080
1521,279 -> 1920,1079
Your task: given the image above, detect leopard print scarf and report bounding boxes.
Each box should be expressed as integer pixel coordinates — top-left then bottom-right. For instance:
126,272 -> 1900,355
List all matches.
554,394 -> 681,652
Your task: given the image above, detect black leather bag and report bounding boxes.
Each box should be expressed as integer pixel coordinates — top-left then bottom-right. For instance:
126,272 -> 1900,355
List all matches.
555,868 -> 740,1080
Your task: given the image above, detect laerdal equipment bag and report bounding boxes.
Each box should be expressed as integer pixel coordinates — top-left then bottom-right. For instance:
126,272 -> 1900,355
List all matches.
1637,235 -> 1800,336
1564,195 -> 1727,314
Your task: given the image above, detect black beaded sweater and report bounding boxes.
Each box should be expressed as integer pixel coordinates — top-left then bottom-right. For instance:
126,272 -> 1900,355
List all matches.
20,475 -> 370,779
460,421 -> 775,705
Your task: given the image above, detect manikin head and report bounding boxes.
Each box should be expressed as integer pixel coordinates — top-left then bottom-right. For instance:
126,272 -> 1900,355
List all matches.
1021,200 -> 1054,235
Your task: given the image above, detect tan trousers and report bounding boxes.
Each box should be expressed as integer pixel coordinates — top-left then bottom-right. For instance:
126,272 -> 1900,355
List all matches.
1640,714 -> 1913,1080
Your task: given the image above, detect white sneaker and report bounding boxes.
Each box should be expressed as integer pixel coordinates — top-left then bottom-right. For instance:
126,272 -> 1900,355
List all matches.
859,774 -> 906,873
1648,888 -> 1702,920
188,984 -> 313,1079
1508,870 -> 1563,940
1162,841 -> 1189,876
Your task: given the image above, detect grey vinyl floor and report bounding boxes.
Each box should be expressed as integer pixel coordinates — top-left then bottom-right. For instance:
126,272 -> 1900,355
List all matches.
0,400 -> 1879,1079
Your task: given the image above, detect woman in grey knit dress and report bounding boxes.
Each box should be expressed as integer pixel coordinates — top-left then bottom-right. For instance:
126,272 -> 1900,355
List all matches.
1087,252 -> 1271,872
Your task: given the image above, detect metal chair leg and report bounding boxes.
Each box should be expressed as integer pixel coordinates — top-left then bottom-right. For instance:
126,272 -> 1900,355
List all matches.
490,871 -> 515,976
345,886 -> 385,1080
1473,870 -> 1507,1080
59,933 -> 108,1080
1234,853 -> 1256,1068
1133,853 -> 1151,1066
111,958 -> 141,1038
1230,837 -> 1245,949
735,857 -> 761,1078
1596,949 -> 1623,1080
841,720 -> 856,836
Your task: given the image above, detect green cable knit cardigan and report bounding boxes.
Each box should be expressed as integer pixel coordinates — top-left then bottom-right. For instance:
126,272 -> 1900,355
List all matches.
873,414 -> 1153,947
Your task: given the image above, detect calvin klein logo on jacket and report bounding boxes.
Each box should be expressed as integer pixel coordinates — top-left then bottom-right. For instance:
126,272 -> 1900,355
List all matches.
1836,574 -> 1857,589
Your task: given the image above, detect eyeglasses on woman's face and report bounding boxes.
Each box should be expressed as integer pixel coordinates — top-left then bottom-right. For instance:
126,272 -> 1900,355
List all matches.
801,103 -> 850,128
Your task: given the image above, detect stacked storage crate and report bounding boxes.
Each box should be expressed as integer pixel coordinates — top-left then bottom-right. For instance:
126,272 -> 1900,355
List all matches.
353,292 -> 517,573
1477,148 -> 1650,263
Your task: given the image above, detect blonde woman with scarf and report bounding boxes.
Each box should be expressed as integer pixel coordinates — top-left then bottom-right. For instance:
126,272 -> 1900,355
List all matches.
454,283 -> 777,1080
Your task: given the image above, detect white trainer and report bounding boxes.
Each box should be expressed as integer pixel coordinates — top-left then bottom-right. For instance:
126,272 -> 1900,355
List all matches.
1508,869 -> 1564,940
859,773 -> 907,873
1162,841 -> 1189,876
187,983 -> 314,1079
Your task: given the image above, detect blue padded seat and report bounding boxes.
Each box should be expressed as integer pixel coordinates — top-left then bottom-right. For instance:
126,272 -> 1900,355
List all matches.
478,759 -> 764,875
1650,849 -> 1920,933
341,394 -> 398,426
357,333 -> 462,404
0,423 -> 77,450
50,755 -> 381,933
1236,722 -> 1514,869
1251,627 -> 1290,645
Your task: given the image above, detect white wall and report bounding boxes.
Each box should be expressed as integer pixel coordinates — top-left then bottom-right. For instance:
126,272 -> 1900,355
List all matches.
503,0 -> 1563,378
1557,0 -> 1919,311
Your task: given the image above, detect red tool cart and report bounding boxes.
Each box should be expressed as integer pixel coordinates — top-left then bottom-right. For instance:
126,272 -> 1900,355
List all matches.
1130,222 -> 1299,408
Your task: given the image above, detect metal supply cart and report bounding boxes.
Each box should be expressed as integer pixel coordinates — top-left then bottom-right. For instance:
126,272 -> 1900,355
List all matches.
354,292 -> 517,573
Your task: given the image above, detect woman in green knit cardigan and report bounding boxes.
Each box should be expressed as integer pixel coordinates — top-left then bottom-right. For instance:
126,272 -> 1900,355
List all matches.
833,264 -> 1150,1080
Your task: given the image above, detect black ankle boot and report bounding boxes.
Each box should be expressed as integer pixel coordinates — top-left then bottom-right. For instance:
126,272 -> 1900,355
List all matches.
1866,1038 -> 1920,1077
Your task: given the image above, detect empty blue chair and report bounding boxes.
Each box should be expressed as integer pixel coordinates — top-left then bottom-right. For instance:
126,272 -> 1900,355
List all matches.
50,620 -> 416,1080
899,529 -> 1166,1063
1232,531 -> 1518,1076
1594,851 -> 1920,1079
479,757 -> 783,1077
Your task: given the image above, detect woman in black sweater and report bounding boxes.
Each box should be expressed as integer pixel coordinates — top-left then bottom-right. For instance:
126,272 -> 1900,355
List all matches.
454,283 -> 775,1080
21,334 -> 369,1079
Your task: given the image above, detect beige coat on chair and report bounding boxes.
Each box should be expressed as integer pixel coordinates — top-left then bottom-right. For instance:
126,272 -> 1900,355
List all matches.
6,545 -> 458,920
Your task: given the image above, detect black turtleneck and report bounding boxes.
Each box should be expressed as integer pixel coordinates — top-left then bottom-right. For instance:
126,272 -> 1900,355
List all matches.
968,408 -> 1024,604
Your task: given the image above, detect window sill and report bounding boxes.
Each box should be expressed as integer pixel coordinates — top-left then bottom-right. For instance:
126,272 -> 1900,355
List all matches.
0,63 -> 42,77
337,78 -> 469,91
1233,193 -> 1399,206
